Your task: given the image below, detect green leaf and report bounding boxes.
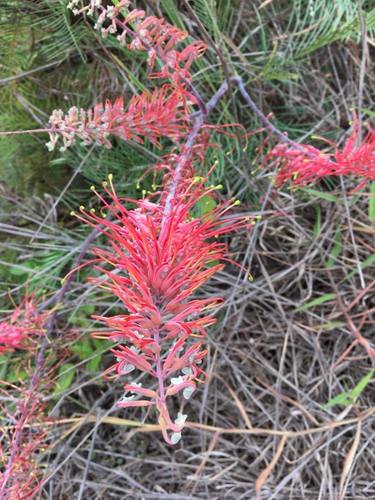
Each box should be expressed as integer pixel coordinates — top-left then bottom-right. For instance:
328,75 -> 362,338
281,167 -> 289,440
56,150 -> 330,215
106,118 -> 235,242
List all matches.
9,262 -> 35,277
295,293 -> 336,312
325,369 -> 374,409
193,194 -> 217,218
71,336 -> 109,372
206,259 -> 220,268
313,205 -> 321,239
351,369 -> 375,401
369,182 -> 375,221
161,0 -> 186,30
324,392 -> 352,408
53,363 -> 76,395
303,188 -> 338,203
91,338 -> 111,352
69,305 -> 96,327
360,108 -> 375,118
319,320 -> 346,331
0,355 -> 9,379
91,338 -> 105,350
71,338 -> 93,360
326,228 -> 342,268
6,368 -> 28,383
287,2 -> 375,60
345,254 -> 375,281
86,353 -> 101,372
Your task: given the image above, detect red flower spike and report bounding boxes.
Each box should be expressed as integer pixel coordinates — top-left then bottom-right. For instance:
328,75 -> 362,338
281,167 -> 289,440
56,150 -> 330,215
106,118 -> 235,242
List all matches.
0,296 -> 49,499
47,87 -> 189,152
75,174 -> 248,444
0,391 -> 47,499
0,297 -> 46,354
268,116 -> 375,187
0,323 -> 27,354
67,1 -> 206,88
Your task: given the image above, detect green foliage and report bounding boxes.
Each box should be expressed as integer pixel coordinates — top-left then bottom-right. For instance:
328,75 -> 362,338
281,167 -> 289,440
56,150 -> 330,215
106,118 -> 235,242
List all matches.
68,306 -> 111,373
8,250 -> 72,292
303,188 -> 339,203
319,320 -> 346,331
0,0 -> 123,196
71,335 -> 110,372
326,227 -> 343,269
191,0 -> 220,39
193,194 -> 218,218
53,362 -> 76,395
161,0 -> 187,30
344,253 -> 375,281
295,293 -> 336,312
279,0 -> 375,60
52,139 -> 157,189
0,353 -> 28,384
325,369 -> 375,408
369,182 -> 375,221
32,0 -> 89,63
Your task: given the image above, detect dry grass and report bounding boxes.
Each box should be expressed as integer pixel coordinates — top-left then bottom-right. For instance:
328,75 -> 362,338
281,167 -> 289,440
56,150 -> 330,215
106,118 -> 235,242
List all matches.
40,183 -> 375,499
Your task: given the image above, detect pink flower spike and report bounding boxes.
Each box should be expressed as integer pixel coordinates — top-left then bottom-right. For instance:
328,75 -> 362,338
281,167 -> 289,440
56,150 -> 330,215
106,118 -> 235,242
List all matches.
0,324 -> 26,354
268,115 -> 375,187
47,87 -> 189,152
0,297 -> 46,354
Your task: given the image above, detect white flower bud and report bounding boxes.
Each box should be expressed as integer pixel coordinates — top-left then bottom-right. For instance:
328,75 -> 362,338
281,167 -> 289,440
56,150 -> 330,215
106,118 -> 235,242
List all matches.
174,412 -> 187,426
171,432 -> 181,444
171,376 -> 184,385
183,386 -> 194,400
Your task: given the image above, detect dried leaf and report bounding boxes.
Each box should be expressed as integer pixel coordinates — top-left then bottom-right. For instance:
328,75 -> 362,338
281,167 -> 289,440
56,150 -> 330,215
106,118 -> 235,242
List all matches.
339,421 -> 362,499
255,436 -> 287,493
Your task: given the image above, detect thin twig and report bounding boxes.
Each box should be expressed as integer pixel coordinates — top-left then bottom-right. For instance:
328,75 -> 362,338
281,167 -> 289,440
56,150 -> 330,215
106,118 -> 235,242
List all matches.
38,405 -> 375,438
328,274 -> 375,359
0,60 -> 64,87
232,76 -> 304,150
357,6 -> 367,139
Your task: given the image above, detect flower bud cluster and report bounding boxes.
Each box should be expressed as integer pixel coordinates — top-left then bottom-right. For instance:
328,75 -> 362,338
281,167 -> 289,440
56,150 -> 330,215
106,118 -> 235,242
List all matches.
47,89 -> 188,152
67,1 -> 206,84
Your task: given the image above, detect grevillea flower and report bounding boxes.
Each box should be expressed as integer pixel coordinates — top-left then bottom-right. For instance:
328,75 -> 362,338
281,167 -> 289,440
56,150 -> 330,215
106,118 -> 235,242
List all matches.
72,174 -> 247,444
0,393 -> 47,499
0,323 -> 27,354
0,297 -> 49,498
47,87 -> 189,152
0,297 -> 45,354
51,2 -> 206,153
268,117 -> 375,188
67,1 -> 206,85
